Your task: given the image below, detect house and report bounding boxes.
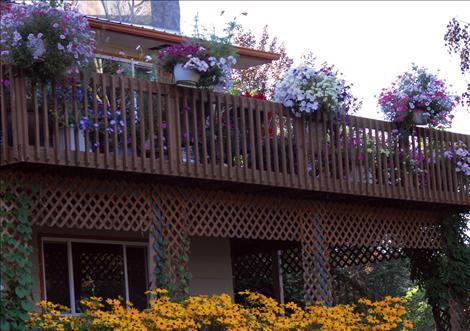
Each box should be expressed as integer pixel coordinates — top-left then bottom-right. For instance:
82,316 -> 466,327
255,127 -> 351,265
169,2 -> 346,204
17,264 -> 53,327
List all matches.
1,6 -> 469,330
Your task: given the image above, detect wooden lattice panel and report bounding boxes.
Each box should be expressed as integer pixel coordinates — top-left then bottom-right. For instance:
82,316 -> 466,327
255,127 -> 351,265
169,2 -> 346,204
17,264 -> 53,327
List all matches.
187,189 -> 301,241
330,245 -> 405,269
317,201 -> 441,249
1,169 -> 444,305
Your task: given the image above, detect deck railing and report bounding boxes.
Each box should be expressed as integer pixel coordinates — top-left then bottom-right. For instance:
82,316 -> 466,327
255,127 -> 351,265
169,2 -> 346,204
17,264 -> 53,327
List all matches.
1,66 -> 469,206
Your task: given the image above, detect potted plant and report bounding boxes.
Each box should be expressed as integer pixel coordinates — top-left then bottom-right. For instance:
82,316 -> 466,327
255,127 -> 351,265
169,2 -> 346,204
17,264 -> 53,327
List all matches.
159,42 -> 236,88
378,65 -> 460,135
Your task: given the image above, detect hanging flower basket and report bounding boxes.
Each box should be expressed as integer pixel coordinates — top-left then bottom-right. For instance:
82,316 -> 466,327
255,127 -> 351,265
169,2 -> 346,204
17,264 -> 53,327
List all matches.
0,2 -> 95,81
378,65 -> 460,135
173,63 -> 200,86
274,64 -> 361,118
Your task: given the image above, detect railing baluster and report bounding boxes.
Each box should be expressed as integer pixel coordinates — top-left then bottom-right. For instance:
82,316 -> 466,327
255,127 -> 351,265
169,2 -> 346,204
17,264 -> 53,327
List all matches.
247,98 -> 257,183
329,113 -> 338,192
263,101 -> 272,185
216,94 -> 224,179
271,102 -> 280,186
110,75 -> 118,169
32,82 -> 40,161
240,97 -> 248,182
209,92 -> 216,179
138,80 -> 146,172
308,114 -> 317,190
279,105 -> 288,187
255,100 -> 264,183
182,89 -> 191,176
232,94 -> 240,181
129,77 -> 137,171
91,75 -> 98,167
0,65 -> 8,163
156,83 -> 164,172
287,110 -> 295,187
82,75 -> 90,166
225,94 -> 233,180
199,89 -> 207,177
119,76 -> 128,170
191,88 -> 199,175
147,80 -> 155,173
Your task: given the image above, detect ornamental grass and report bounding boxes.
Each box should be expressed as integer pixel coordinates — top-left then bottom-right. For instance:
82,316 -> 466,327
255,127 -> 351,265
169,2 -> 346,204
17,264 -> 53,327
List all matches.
28,289 -> 413,331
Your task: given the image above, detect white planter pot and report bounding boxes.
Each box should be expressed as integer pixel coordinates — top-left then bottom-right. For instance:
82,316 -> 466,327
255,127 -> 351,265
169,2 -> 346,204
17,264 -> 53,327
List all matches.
173,64 -> 200,86
58,127 -> 87,152
412,111 -> 428,125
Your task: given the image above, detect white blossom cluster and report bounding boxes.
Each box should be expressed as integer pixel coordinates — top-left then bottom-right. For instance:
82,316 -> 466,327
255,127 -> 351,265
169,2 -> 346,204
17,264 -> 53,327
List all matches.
275,64 -> 354,117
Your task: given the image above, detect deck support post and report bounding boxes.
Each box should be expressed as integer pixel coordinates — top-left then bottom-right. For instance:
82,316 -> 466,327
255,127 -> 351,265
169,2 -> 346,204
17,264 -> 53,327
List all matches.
272,249 -> 285,304
301,213 -> 332,306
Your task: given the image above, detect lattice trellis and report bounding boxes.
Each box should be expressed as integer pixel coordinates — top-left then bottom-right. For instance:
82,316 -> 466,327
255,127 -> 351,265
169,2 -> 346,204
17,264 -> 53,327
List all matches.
1,169 -> 443,305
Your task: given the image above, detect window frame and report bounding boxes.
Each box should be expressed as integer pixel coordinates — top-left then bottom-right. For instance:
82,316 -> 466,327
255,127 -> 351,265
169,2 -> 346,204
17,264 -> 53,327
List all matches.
94,53 -> 156,80
41,237 -> 149,314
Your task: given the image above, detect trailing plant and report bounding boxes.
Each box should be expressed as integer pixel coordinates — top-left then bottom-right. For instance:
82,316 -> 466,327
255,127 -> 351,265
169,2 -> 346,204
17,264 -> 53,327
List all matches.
0,181 -> 35,331
0,1 -> 96,81
407,213 -> 470,330
444,140 -> 470,184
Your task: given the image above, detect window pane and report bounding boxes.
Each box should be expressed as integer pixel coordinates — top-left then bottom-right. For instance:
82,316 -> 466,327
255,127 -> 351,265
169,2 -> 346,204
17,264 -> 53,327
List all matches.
134,65 -> 156,81
43,242 -> 70,307
126,246 -> 148,310
72,243 -> 125,308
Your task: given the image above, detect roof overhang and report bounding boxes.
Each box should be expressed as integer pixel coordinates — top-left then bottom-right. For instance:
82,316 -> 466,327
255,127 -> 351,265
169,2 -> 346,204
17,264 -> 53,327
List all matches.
88,17 -> 280,69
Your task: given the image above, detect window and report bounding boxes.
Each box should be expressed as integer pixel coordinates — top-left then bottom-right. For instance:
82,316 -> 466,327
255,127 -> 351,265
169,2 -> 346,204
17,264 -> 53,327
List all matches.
42,238 -> 148,312
94,54 -> 157,81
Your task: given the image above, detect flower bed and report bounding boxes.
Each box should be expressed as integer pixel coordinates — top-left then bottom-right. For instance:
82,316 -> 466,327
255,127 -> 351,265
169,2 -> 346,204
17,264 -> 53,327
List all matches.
28,289 -> 413,331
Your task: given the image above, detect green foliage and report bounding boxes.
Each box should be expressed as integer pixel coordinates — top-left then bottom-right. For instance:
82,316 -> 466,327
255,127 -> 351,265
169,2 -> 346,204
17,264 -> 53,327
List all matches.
0,181 -> 34,331
404,287 -> 436,331
407,213 -> 470,329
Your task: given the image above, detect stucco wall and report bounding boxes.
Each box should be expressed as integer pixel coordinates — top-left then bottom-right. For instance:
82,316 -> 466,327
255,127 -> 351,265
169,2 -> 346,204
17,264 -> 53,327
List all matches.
188,236 -> 234,298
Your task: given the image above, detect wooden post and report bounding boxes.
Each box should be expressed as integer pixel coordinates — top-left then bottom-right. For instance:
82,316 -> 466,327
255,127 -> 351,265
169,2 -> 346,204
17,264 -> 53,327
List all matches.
272,250 -> 284,304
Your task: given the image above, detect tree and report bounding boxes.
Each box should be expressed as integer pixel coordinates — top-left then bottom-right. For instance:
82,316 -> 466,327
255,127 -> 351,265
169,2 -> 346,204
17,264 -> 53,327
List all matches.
150,0 -> 180,32
445,18 -> 470,108
99,0 -> 146,24
233,25 -> 293,99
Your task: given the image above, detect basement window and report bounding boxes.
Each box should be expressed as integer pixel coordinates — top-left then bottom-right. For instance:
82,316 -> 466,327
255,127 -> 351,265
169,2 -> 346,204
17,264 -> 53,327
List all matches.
42,238 -> 148,313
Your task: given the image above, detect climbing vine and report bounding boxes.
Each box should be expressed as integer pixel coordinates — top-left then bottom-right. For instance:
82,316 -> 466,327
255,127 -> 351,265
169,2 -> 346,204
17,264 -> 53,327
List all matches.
407,213 -> 470,330
0,181 -> 35,331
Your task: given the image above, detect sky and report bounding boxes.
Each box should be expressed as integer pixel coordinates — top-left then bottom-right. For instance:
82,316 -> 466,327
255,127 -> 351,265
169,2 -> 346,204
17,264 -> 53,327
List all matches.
180,1 -> 470,134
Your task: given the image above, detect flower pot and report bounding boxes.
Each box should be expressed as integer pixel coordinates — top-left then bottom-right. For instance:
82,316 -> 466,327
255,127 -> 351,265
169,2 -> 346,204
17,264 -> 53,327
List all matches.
173,64 -> 200,86
58,127 -> 88,152
412,111 -> 428,125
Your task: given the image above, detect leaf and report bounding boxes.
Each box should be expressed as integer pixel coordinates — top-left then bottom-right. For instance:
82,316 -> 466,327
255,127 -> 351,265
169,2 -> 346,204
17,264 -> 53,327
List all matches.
14,287 -> 29,299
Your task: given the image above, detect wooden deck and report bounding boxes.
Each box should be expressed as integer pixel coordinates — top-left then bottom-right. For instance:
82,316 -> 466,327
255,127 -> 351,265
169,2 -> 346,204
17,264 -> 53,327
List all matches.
1,66 -> 469,206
